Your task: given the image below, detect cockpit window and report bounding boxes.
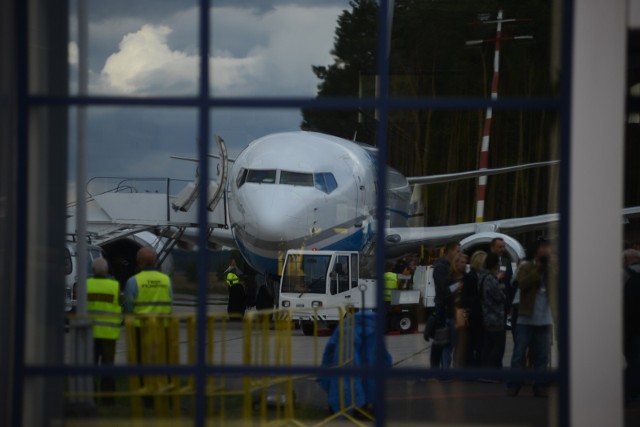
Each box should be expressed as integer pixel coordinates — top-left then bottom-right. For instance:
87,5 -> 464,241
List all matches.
236,168 -> 248,188
280,171 -> 313,187
324,173 -> 338,193
314,173 -> 338,194
246,169 -> 276,184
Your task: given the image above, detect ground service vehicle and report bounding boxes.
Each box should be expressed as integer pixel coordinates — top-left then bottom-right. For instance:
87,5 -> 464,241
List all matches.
278,250 -> 420,334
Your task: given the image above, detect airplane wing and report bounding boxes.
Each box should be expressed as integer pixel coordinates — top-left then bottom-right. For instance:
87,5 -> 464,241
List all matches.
385,223 -> 479,255
387,206 -> 640,256
407,160 -> 559,185
624,206 -> 640,219
386,213 -> 560,256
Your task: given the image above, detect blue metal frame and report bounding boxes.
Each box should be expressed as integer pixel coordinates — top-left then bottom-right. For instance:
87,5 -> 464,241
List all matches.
194,2 -> 211,423
14,0 -> 579,426
373,2 -> 391,425
13,0 -> 29,425
558,0 -> 575,425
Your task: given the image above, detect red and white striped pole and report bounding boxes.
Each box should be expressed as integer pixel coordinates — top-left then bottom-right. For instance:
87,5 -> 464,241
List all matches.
466,11 -> 532,223
476,10 -> 502,223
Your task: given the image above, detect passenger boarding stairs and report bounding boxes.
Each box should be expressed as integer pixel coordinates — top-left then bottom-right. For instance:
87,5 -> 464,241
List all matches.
67,136 -> 231,253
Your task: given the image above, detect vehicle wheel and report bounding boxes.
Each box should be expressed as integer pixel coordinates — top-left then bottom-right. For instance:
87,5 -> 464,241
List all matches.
301,321 -> 315,336
394,315 -> 413,334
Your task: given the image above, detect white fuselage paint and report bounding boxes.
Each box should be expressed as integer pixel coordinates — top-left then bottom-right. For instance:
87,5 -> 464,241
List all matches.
227,131 -> 410,275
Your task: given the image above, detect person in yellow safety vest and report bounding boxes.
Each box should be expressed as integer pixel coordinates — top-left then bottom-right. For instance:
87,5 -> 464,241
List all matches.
226,271 -> 240,286
87,257 -> 122,405
123,245 -> 173,368
124,247 -> 173,318
123,248 -> 172,404
384,261 -> 398,303
224,259 -> 246,320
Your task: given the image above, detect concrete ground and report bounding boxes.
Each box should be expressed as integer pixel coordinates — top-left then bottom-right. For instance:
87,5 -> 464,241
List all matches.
63,296 -> 640,426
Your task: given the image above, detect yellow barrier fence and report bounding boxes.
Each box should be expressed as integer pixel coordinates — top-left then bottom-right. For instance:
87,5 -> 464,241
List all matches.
65,307 -> 374,426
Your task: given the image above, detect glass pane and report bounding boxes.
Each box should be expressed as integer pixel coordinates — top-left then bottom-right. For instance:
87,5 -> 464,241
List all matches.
66,0 -> 199,96
386,1 -> 560,99
280,171 -> 313,187
210,0 -> 371,98
64,106 -> 201,373
20,1 -> 574,425
382,106 -> 561,424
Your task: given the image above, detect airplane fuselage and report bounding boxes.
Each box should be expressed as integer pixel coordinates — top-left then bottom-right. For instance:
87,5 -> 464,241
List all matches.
228,131 -> 409,275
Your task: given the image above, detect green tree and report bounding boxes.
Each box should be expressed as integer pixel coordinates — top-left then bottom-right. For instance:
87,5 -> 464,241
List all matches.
301,0 -> 378,143
304,0 -> 557,227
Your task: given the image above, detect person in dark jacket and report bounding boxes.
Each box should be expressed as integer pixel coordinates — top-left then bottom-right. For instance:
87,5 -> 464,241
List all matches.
479,253 -> 506,368
255,280 -> 275,311
450,253 -> 472,368
462,251 -> 487,368
243,270 -> 258,309
430,241 -> 460,369
225,259 -> 246,320
490,238 -> 516,337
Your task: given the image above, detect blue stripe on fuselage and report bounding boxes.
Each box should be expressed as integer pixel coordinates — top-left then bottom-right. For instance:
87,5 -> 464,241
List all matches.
236,227 -> 371,276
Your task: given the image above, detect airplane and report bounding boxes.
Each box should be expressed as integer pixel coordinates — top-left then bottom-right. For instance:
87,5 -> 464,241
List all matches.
224,131 -> 561,276
73,130 -> 639,286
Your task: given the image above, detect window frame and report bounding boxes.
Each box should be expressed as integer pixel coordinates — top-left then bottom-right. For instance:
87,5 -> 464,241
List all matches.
15,0 -> 620,426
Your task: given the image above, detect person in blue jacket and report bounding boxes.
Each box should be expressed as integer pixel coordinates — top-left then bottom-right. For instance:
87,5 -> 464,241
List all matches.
317,310 -> 392,415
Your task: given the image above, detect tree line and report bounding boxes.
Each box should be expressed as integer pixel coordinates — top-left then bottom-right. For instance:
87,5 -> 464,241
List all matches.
302,0 -> 567,228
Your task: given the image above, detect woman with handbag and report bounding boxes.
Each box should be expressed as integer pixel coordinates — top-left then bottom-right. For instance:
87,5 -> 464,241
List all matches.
449,253 -> 472,368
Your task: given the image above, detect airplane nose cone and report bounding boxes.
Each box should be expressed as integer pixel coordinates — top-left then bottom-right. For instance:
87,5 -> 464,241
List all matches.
244,187 -> 310,242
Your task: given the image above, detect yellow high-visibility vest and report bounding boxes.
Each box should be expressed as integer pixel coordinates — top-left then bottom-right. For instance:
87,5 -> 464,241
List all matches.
226,272 -> 240,287
87,277 -> 122,340
383,271 -> 398,302
132,270 -> 172,316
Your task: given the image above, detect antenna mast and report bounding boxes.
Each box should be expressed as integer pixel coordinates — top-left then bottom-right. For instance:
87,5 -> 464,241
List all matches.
466,10 -> 532,222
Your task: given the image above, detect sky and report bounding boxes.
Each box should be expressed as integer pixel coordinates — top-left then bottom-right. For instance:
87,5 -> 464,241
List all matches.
67,1 -> 349,197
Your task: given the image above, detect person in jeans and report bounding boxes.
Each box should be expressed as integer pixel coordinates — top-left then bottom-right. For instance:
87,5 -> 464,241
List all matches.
507,240 -> 557,397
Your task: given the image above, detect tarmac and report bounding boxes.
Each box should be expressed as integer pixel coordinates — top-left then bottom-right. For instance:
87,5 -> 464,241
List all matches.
63,294 -> 640,426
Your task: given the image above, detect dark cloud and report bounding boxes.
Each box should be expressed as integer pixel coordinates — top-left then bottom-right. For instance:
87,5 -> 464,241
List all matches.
67,1 -> 348,186
85,0 -> 348,21
84,0 -> 198,22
